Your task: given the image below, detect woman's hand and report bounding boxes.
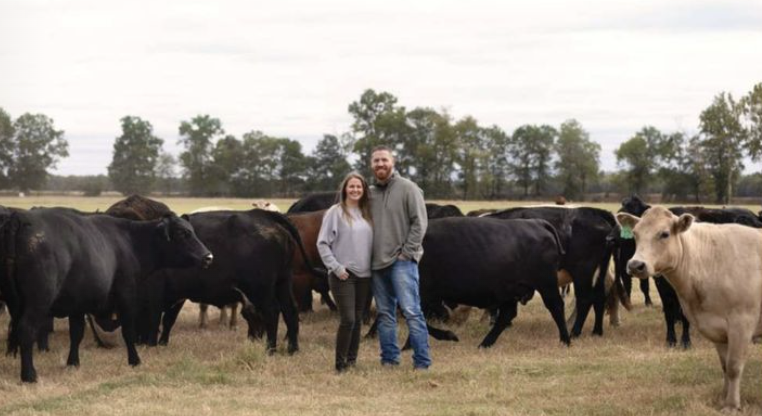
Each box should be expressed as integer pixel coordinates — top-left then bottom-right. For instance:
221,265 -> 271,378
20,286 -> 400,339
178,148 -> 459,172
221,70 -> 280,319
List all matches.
338,271 -> 350,280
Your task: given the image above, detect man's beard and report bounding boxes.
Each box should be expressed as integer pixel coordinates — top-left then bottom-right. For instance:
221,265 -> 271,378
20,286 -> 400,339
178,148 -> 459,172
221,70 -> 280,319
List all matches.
374,167 -> 390,181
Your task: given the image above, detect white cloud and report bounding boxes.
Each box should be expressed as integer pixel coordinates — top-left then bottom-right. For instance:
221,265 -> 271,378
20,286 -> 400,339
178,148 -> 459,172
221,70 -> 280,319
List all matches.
1,0 -> 761,175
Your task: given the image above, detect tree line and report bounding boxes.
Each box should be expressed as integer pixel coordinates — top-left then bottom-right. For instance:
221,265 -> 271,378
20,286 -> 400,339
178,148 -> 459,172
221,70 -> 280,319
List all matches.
2,83 -> 761,203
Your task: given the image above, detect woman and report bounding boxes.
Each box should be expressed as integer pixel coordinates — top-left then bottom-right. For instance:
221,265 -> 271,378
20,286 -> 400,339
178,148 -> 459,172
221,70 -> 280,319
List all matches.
317,172 -> 373,372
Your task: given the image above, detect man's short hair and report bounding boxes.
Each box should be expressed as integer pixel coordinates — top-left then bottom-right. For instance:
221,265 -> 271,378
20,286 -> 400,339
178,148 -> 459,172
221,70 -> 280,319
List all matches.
371,145 -> 393,157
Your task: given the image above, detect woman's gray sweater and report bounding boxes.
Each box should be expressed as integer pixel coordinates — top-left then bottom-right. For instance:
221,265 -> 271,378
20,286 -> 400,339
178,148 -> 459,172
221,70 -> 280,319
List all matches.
316,204 -> 373,278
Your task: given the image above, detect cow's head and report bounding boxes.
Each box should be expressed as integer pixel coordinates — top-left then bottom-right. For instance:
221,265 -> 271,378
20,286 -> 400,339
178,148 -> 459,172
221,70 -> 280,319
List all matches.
619,194 -> 650,216
155,214 -> 213,269
234,288 -> 266,339
616,206 -> 694,279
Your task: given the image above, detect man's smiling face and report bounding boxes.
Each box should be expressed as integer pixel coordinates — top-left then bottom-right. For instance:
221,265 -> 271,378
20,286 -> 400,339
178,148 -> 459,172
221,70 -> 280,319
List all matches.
372,149 -> 394,182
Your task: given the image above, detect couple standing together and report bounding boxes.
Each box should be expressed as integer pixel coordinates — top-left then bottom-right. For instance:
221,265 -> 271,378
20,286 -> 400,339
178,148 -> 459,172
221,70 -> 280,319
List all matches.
316,146 -> 431,372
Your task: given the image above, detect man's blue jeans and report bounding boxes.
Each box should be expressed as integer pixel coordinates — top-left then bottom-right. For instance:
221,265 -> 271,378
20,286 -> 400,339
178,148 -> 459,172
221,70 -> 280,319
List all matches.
372,259 -> 431,368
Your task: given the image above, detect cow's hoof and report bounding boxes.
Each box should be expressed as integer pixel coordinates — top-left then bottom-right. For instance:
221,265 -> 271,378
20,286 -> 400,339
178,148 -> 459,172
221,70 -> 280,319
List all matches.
266,347 -> 276,356
287,345 -> 299,355
21,370 -> 38,383
129,357 -> 141,367
721,404 -> 741,413
478,342 -> 494,349
666,340 -> 677,348
681,341 -> 692,350
66,358 -> 80,367
591,330 -> 603,337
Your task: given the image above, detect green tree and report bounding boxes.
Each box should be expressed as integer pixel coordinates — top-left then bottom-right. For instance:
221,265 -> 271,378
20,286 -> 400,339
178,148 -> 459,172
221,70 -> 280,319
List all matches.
699,92 -> 746,204
207,135 -> 243,196
509,124 -> 557,197
404,108 -> 458,198
347,89 -> 408,174
178,115 -> 224,196
480,125 -> 510,199
155,151 -> 177,196
107,116 -> 164,195
0,108 -> 14,188
9,113 -> 68,192
743,83 -> 762,160
308,134 -> 351,191
454,116 -> 484,200
615,126 -> 668,195
554,119 -> 599,201
278,139 -> 307,197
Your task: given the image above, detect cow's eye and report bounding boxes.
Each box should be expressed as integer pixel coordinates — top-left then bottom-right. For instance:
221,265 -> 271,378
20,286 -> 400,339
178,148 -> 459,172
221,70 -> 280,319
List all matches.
659,231 -> 669,239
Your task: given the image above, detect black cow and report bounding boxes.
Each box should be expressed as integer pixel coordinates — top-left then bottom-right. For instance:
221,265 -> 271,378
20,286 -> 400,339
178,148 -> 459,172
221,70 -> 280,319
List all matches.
287,192 -> 338,214
105,194 -> 173,221
288,192 -> 463,219
0,207 -> 212,382
419,217 -> 570,347
618,195 -> 762,349
0,207 -> 54,352
141,209 -> 311,355
424,203 -> 464,218
485,206 -> 617,337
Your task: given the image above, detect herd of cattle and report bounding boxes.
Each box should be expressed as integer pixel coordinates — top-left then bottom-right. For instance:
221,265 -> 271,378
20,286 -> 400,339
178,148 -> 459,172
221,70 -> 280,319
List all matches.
1,192 -> 762,410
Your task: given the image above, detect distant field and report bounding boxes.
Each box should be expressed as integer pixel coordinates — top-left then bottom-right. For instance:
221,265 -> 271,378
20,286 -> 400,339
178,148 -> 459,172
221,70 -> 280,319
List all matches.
1,196 -> 761,415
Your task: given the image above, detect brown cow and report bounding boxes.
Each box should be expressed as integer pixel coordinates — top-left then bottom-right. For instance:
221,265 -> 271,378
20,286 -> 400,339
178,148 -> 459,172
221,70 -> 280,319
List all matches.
287,210 -> 335,312
617,206 -> 762,411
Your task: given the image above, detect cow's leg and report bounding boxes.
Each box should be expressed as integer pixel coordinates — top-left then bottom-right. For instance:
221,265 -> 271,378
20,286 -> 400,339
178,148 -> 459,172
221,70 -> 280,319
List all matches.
570,276 -> 593,338
117,295 -> 140,367
218,305 -> 228,327
158,300 -> 185,346
679,314 -> 691,349
256,286 -> 280,354
198,303 -> 209,328
621,273 -> 633,302
66,314 -> 85,367
639,278 -> 652,306
479,301 -> 517,348
721,324 -> 753,411
416,324 -> 458,346
538,283 -> 571,346
37,317 -> 53,352
18,314 -> 41,383
364,315 -> 379,339
277,274 -> 300,355
654,277 -> 679,347
229,303 -> 239,330
591,267 -> 606,336
715,342 -> 729,398
320,290 -> 338,312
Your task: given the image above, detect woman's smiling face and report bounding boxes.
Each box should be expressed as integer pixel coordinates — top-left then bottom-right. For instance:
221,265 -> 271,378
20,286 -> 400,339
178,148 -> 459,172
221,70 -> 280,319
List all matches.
345,177 -> 364,203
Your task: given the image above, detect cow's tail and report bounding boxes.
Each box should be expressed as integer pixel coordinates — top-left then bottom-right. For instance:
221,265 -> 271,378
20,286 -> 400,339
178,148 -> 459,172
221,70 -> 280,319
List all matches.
264,211 -> 327,280
0,212 -> 23,356
606,225 -> 632,311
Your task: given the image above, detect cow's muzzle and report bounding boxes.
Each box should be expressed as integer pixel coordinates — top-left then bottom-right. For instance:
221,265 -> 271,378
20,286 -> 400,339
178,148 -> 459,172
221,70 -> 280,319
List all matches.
627,259 -> 648,278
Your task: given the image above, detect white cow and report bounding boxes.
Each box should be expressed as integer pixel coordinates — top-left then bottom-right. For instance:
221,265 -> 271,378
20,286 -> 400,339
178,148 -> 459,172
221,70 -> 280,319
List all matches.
617,206 -> 762,411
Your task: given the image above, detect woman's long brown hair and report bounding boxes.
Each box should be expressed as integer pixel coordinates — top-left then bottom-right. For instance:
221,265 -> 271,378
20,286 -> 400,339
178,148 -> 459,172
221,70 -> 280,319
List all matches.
338,171 -> 372,225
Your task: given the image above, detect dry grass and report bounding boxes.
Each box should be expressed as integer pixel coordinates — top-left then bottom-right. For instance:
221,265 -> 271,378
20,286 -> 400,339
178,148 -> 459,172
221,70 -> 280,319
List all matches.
0,196 -> 761,415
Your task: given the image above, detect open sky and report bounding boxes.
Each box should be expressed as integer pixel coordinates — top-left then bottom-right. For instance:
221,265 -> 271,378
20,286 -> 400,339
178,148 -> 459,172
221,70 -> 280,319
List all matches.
2,0 -> 761,176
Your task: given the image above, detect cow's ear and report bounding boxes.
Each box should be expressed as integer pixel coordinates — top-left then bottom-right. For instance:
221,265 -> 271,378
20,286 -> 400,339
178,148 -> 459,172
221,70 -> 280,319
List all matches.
673,214 -> 694,234
181,214 -> 190,222
156,217 -> 171,241
616,212 -> 640,229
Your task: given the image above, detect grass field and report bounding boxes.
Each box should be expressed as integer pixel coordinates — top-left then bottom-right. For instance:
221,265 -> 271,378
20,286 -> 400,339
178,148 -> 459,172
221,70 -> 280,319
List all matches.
0,196 -> 761,415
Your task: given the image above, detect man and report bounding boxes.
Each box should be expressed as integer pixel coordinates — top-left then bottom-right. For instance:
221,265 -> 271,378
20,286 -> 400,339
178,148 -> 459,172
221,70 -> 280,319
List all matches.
369,145 -> 431,370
